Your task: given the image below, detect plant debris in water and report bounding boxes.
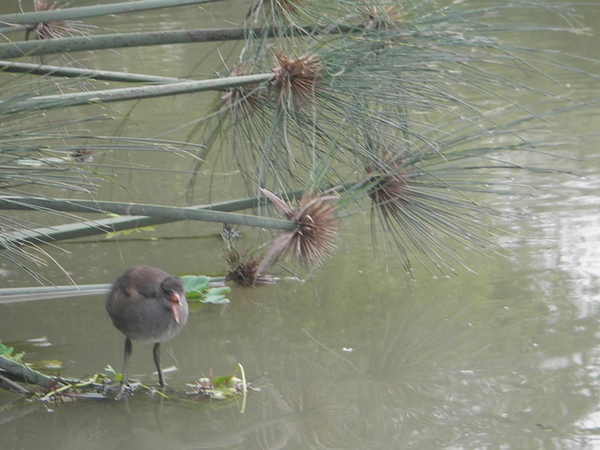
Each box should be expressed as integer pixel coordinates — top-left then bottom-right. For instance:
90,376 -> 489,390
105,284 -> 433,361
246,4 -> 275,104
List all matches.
0,347 -> 254,404
186,366 -> 254,401
224,247 -> 278,286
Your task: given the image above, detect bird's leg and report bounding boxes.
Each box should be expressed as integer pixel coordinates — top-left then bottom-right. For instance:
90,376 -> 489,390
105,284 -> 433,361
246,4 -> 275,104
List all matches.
153,342 -> 165,387
114,337 -> 133,400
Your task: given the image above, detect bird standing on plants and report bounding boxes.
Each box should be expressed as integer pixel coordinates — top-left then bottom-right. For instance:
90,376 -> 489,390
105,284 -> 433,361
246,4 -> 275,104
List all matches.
106,265 -> 188,399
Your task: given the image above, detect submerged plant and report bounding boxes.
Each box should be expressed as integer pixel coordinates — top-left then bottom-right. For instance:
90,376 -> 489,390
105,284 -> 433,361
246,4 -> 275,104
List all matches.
189,0 -> 590,275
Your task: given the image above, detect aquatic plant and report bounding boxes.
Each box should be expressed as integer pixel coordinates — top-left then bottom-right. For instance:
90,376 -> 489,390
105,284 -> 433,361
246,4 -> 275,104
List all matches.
0,0 -> 594,281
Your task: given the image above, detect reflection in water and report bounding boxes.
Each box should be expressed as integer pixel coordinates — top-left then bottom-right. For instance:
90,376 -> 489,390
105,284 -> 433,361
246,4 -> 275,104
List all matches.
511,172 -> 600,447
1,259 -> 600,449
324,287 -> 596,448
249,380 -> 357,449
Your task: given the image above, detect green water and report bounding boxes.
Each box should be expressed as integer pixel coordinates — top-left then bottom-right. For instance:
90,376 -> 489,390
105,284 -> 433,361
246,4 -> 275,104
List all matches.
1,1 -> 600,448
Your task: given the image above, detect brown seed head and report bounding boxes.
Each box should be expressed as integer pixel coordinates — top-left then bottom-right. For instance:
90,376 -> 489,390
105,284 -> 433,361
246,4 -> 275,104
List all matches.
258,188 -> 339,273
272,54 -> 322,107
32,0 -> 89,40
34,0 -> 58,12
221,66 -> 262,111
366,158 -> 412,217
33,1 -> 67,40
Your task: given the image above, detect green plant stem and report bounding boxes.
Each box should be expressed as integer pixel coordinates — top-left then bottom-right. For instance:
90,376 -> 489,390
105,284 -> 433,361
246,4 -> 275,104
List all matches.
0,189 -> 309,247
0,284 -> 110,304
0,0 -> 220,26
0,25 -> 358,59
0,196 -> 296,228
0,373 -> 31,395
0,185 -> 343,250
0,60 -> 190,83
0,355 -> 56,389
0,277 -> 225,303
0,196 -> 296,246
3,73 -> 274,113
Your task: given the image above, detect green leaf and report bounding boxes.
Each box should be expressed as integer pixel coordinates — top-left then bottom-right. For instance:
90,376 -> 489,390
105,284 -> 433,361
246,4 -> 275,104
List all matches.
103,364 -> 123,382
201,293 -> 230,305
0,340 -> 24,362
212,375 -> 233,387
205,286 -> 231,296
180,275 -> 210,298
200,286 -> 232,304
181,276 -> 231,303
0,341 -> 14,357
201,286 -> 231,304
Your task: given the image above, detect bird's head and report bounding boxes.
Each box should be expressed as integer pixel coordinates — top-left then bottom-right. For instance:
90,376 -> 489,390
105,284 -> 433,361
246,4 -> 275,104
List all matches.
160,276 -> 186,323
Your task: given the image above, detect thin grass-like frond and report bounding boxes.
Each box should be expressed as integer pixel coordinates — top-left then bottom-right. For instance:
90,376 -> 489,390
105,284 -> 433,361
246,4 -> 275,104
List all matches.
196,0 -> 594,274
0,69 -> 211,278
1,0 -> 596,281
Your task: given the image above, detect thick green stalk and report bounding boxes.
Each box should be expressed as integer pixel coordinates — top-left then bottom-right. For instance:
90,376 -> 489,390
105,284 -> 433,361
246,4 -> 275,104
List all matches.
0,284 -> 110,304
0,190 -> 307,247
0,25 -> 357,59
0,196 -> 296,248
0,0 -> 221,25
0,196 -> 296,228
0,278 -> 225,303
0,60 -> 189,83
0,355 -> 56,389
3,73 -> 273,113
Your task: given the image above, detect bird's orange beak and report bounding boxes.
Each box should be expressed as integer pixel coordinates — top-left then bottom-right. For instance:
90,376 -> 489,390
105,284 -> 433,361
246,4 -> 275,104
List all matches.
170,292 -> 181,323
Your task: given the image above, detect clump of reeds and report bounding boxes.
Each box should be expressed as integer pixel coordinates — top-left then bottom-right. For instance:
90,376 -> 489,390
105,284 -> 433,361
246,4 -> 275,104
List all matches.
4,0 -> 584,282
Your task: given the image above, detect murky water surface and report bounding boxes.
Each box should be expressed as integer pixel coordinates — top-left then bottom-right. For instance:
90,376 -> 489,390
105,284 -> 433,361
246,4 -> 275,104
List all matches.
1,1 -> 600,449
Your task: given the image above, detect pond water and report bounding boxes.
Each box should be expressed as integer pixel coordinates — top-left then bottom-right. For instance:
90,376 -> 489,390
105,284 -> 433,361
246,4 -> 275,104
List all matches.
1,1 -> 600,449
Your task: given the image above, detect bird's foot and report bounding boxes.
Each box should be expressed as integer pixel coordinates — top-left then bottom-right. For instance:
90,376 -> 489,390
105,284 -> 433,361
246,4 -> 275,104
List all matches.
105,379 -> 140,401
114,382 -> 133,401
